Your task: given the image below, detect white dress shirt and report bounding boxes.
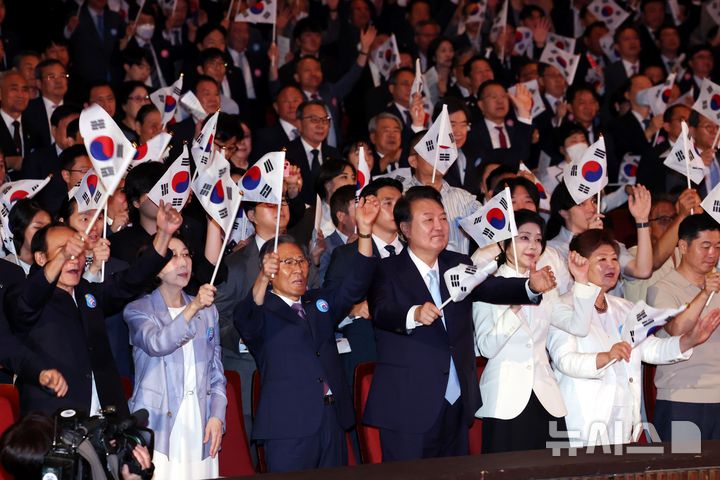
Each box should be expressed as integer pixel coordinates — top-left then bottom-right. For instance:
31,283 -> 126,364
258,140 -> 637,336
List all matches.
1,109 -> 23,155
279,118 -> 299,141
622,59 -> 640,78
42,97 -> 63,145
301,137 -> 323,170
372,234 -> 404,258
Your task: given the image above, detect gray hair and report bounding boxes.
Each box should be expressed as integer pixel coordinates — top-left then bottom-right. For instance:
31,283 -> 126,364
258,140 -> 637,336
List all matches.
368,112 -> 402,134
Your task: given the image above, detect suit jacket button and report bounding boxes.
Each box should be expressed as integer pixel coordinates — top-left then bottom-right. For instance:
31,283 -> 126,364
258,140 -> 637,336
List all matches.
167,411 -> 173,417
316,351 -> 321,357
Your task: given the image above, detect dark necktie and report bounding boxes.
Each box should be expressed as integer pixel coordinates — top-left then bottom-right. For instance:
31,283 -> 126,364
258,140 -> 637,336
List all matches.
384,244 -> 396,256
642,117 -> 650,130
94,12 -> 104,39
403,109 -> 412,126
292,302 -> 330,396
310,148 -> 321,178
11,120 -> 21,154
310,92 -> 320,100
495,126 -> 508,149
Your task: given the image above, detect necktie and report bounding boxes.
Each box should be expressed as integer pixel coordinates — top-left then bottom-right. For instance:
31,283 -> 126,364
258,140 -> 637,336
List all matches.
495,126 -> 508,149
403,109 -> 412,126
631,63 -> 638,76
11,120 -> 21,154
238,52 -> 256,100
94,12 -> 104,39
456,152 -> 467,184
173,29 -> 181,46
290,128 -> 300,140
310,148 -> 321,178
291,302 -> 330,396
641,117 -> 650,130
427,270 -> 461,405
310,92 -> 320,100
384,244 -> 396,256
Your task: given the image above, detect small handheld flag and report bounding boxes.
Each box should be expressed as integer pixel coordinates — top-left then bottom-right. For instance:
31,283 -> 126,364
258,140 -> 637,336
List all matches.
562,136 -> 608,205
459,187 -> 517,248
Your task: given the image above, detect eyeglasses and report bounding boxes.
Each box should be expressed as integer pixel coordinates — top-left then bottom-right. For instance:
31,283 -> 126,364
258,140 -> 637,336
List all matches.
45,73 -> 69,81
649,215 -> 676,224
67,167 -> 91,174
279,256 -> 309,267
128,95 -> 150,102
698,124 -> 719,133
302,115 -> 331,125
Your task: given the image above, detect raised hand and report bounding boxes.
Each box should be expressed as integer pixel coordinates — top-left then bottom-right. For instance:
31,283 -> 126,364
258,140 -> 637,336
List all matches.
359,25 -> 378,53
676,188 -> 701,217
588,212 -> 605,230
508,83 -> 533,119
681,309 -> 720,352
89,239 -> 111,275
628,185 -> 651,222
356,195 -> 380,233
704,271 -> 720,295
528,262 -> 556,294
262,251 -> 280,280
193,284 -> 217,309
284,163 -> 303,199
568,251 -> 590,285
156,199 -> 183,236
63,232 -> 87,261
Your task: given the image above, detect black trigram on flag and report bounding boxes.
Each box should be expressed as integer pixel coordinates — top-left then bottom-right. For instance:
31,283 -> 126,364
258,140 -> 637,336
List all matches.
218,207 -> 229,219
172,198 -> 183,207
82,192 -> 90,205
448,132 -> 455,143
263,159 -> 274,173
578,184 -> 590,194
570,165 -> 578,177
100,167 -> 114,177
482,227 -> 494,239
200,183 -> 212,196
630,330 -> 635,343
439,152 -> 450,162
262,11 -> 271,19
200,154 -> 210,165
594,148 -> 606,159
93,190 -> 102,203
450,274 -> 460,287
260,185 -> 272,198
499,197 -> 508,209
425,140 -> 435,151
116,145 -> 124,158
465,266 -> 477,275
181,157 -> 191,166
218,166 -> 228,177
638,310 -> 654,327
161,183 -> 169,196
226,187 -> 234,200
0,205 -> 7,218
473,216 -> 482,225
714,200 -> 720,213
90,119 -> 105,130
394,175 -> 406,183
675,150 -> 686,162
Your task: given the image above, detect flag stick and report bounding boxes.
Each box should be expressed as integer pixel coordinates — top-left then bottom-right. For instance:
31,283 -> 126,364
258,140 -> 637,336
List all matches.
706,291 -> 715,308
510,236 -> 519,275
210,199 -> 242,286
273,200 -> 282,252
431,107 -> 446,184
652,129 -> 660,146
84,193 -> 109,237
713,127 -> 720,151
76,0 -> 83,17
597,190 -> 601,215
133,0 -> 145,27
271,21 -> 278,68
438,296 -> 454,310
226,0 -> 235,21
11,252 -> 19,266
101,202 -> 108,282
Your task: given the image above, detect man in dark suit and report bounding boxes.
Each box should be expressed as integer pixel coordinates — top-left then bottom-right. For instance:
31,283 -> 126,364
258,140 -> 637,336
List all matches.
65,0 -> 125,87
233,196 -> 380,472
252,85 -> 303,162
24,60 -> 68,149
21,105 -> 78,181
5,202 -> 181,415
381,67 -> 419,143
0,71 -> 38,174
473,80 -> 534,171
365,186 -> 556,461
677,44 -> 714,98
284,100 -> 343,205
603,25 -> 643,109
123,9 -> 177,91
369,112 -> 408,175
636,0 -> 665,67
227,20 -> 270,128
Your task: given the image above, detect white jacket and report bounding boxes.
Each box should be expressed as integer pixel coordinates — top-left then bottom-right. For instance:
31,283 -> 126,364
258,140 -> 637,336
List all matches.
473,264 -> 601,420
547,294 -> 692,446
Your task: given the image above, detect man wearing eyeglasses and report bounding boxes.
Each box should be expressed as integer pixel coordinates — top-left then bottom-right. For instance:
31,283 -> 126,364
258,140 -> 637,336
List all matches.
234,196 -> 380,472
0,70 -> 37,173
24,59 -> 68,149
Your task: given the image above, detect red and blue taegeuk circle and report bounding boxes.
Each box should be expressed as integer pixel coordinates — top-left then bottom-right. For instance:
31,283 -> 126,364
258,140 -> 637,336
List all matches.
134,143 -> 148,160
536,182 -> 547,199
164,96 -> 176,113
555,56 -> 568,68
87,174 -> 98,195
582,160 -> 604,182
356,171 -> 366,190
90,136 -> 114,161
711,94 -> 720,111
250,2 -> 265,14
623,163 -> 637,177
661,88 -> 672,103
9,190 -> 28,203
210,180 -> 224,204
486,208 -> 506,230
204,134 -> 214,153
242,165 -> 262,190
601,5 -> 614,16
172,171 -> 190,193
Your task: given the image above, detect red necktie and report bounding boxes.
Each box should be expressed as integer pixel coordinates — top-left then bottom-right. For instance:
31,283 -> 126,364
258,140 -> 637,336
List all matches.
495,126 -> 508,149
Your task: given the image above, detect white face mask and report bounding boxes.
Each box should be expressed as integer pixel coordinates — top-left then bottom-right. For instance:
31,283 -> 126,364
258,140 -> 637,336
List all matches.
136,24 -> 155,41
565,142 -> 589,164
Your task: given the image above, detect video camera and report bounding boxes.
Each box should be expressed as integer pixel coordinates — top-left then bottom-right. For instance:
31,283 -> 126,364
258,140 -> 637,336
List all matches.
41,406 -> 154,480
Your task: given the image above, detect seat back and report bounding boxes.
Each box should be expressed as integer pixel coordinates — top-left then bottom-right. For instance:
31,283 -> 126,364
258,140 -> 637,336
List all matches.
643,363 -> 657,423
0,385 -> 19,480
219,371 -> 255,476
468,357 -> 487,455
0,384 -> 19,421
353,362 -> 382,464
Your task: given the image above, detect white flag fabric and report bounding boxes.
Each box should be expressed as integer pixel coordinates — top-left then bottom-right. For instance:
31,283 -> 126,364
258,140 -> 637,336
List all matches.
672,86 -> 694,107
191,111 -> 219,173
371,34 -> 401,81
512,27 -> 533,57
509,80 -> 545,119
71,169 -> 106,213
664,121 -> 705,184
692,78 -> 720,125
547,33 -> 576,54
620,301 -> 686,348
588,0 -> 630,31
180,90 -> 208,122
235,0 -> 277,24
668,0 -> 682,25
80,105 -> 136,195
636,73 -> 676,117
539,45 -> 580,84
147,145 -> 192,211
149,75 -> 183,128
414,105 -> 458,175
707,0 -> 720,26
443,260 -> 499,303
374,167 -> 413,187
410,58 -> 424,103
239,151 -> 285,204
490,0 -> 508,43
128,131 -> 172,172
0,177 -> 51,255
519,162 -> 550,211
563,136 -> 608,204
702,182 -> 720,225
618,154 -> 639,185
356,146 -> 371,195
599,32 -> 619,62
465,0 -> 486,24
228,206 -> 255,250
460,187 -> 517,248
191,155 -> 241,234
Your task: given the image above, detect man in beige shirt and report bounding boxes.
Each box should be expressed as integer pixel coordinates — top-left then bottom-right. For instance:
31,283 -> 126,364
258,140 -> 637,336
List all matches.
647,213 -> 720,441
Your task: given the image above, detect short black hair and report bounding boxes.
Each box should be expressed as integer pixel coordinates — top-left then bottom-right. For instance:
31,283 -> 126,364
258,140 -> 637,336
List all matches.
118,81 -> 149,106
613,24 -> 639,45
329,184 -> 357,227
678,213 -> 720,243
663,103 -> 690,123
293,17 -> 323,39
316,158 -> 356,201
0,413 -> 54,479
393,185 -> 443,230
196,23 -> 227,45
360,177 -> 403,198
519,4 -> 545,20
388,67 -> 415,85
8,199 -> 47,253
30,222 -> 74,256
567,83 -> 601,105
215,112 -> 243,143
50,104 -> 80,128
122,44 -> 153,67
86,81 -> 114,103
136,103 -> 160,125
34,58 -> 65,80
66,118 -> 80,140
463,54 -> 491,78
431,97 -> 470,122
493,176 -> 540,211
124,161 -> 166,223
296,99 -> 328,120
198,47 -> 227,67
477,79 -> 505,99
195,74 -> 220,92
59,144 -> 88,172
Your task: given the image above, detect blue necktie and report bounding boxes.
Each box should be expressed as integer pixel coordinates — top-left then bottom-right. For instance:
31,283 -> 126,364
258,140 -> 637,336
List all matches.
427,270 -> 461,405
94,12 -> 104,39
711,160 -> 720,189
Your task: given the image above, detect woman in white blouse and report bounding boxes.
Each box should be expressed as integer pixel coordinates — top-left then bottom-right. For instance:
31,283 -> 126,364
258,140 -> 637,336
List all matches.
473,209 -> 600,453
547,229 -> 720,446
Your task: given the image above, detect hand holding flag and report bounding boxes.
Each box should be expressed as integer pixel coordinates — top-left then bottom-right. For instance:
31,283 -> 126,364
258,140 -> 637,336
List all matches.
620,301 -> 686,347
356,146 -> 371,195
664,121 -> 705,186
440,260 -> 499,308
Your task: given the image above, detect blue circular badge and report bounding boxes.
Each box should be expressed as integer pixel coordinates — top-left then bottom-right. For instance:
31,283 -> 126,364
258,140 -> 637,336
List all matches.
316,299 -> 329,313
85,294 -> 97,309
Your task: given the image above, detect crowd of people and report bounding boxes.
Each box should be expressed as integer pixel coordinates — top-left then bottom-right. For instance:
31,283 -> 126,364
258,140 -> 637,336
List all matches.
1,0 -> 720,477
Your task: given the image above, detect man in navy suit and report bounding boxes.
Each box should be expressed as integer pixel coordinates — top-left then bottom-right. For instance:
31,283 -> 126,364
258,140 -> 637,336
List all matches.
23,59 -> 68,149
234,196 -> 381,472
365,186 -> 557,461
252,85 -> 303,162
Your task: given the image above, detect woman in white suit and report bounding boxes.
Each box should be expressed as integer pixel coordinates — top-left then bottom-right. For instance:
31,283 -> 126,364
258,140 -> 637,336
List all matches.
547,229 -> 720,447
124,234 -> 227,479
473,209 -> 601,453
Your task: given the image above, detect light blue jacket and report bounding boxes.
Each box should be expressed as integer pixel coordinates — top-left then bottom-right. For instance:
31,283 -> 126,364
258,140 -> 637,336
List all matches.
124,289 -> 227,458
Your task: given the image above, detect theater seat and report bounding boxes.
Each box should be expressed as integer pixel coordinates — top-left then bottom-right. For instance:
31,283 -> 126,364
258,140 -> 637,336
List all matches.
0,384 -> 19,422
468,357 -> 488,455
219,371 -> 255,476
120,377 -> 133,401
0,384 -> 19,480
643,363 -> 657,424
353,362 -> 381,464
